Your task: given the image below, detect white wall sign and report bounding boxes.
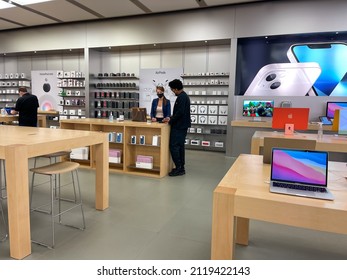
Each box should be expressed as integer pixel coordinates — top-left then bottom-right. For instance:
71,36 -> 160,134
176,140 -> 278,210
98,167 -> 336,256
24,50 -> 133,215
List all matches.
139,68 -> 183,114
31,70 -> 61,111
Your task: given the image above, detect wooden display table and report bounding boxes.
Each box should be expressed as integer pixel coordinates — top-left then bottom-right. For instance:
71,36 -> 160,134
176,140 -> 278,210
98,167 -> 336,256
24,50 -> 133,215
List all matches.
211,154 -> 347,259
251,130 -> 347,155
0,110 -> 59,127
231,120 -> 333,131
0,126 -> 109,259
60,118 -> 171,178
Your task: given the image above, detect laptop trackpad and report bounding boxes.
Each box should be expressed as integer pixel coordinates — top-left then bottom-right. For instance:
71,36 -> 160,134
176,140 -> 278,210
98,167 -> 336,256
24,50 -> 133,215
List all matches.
286,189 -> 316,197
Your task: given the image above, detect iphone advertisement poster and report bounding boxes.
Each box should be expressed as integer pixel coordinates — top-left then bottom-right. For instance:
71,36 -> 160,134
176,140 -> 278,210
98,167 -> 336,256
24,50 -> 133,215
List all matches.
236,32 -> 347,96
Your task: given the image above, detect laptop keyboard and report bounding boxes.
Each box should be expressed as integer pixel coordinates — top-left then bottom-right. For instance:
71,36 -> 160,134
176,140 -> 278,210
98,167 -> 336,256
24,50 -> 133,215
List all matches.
273,181 -> 327,193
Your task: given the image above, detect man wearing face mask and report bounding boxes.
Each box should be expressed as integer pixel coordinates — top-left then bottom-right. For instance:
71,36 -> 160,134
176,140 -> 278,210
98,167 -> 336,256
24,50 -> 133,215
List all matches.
150,85 -> 171,123
166,79 -> 191,176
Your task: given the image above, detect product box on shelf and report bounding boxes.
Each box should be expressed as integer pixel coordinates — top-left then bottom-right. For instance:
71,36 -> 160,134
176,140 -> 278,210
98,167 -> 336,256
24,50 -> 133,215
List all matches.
214,141 -> 224,148
70,147 -> 89,160
152,135 -> 161,146
201,140 -> 211,147
136,155 -> 153,169
191,139 -> 200,146
109,149 -> 122,164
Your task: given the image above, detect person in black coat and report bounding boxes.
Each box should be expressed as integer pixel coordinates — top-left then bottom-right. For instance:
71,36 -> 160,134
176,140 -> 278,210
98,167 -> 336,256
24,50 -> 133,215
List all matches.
166,79 -> 191,176
11,86 -> 39,127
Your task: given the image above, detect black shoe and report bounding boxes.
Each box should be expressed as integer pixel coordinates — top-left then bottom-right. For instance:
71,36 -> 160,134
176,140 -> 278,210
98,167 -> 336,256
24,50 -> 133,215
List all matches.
169,168 -> 185,176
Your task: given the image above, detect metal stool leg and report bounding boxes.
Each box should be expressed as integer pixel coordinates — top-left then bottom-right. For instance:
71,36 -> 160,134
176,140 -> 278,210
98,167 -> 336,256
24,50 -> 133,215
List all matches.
30,162 -> 85,249
0,198 -> 8,242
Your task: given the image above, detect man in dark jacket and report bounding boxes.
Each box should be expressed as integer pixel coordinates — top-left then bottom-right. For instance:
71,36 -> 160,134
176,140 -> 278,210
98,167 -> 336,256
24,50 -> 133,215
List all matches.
166,79 -> 191,176
11,87 -> 39,127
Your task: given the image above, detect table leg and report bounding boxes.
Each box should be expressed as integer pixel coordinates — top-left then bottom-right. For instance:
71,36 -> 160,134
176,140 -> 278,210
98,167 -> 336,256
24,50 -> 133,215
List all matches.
235,217 -> 250,245
211,186 -> 236,260
5,145 -> 31,259
251,137 -> 261,155
94,136 -> 109,210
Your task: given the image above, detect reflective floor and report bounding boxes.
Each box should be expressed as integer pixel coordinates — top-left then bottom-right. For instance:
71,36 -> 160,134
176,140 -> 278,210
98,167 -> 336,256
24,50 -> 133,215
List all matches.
0,150 -> 346,260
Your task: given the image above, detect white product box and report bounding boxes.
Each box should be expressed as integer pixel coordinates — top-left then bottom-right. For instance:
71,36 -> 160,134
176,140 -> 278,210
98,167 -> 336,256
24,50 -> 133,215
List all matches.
57,71 -> 64,78
136,155 -> 153,169
190,139 -> 200,146
189,127 -> 196,133
15,73 -> 19,79
69,109 -> 76,115
208,105 -> 218,115
70,71 -> 76,78
185,138 -> 190,145
70,147 -> 89,160
188,91 -> 193,95
198,115 -> 207,124
198,105 -> 208,114
214,141 -> 224,148
63,71 -> 71,78
191,115 -> 198,124
194,90 -> 199,95
201,90 -> 206,95
218,116 -> 228,125
152,135 -> 160,146
190,105 -> 197,114
109,149 -> 121,163
208,116 -> 218,125
219,106 -> 228,115
196,127 -> 203,133
69,116 -> 79,119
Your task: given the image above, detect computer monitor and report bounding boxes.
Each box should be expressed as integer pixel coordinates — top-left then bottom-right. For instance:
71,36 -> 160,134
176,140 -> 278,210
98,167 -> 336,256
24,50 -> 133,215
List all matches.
326,102 -> 347,119
272,107 -> 309,131
338,109 -> 347,135
242,100 -> 274,117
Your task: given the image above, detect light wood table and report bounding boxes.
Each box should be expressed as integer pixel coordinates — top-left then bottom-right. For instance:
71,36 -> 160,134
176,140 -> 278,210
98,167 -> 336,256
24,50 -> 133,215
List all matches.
0,115 -> 18,124
211,154 -> 347,259
0,126 -> 109,259
251,130 -> 347,155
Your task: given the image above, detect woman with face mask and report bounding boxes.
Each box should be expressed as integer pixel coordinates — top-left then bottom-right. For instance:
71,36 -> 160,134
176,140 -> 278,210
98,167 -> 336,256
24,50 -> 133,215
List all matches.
150,86 -> 171,122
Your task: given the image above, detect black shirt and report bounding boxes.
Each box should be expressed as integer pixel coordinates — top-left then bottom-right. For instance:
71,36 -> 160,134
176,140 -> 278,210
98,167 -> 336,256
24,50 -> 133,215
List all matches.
169,91 -> 191,130
14,93 -> 39,127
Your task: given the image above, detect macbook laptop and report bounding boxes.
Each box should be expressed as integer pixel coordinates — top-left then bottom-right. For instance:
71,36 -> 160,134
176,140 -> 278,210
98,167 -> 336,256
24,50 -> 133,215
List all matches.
270,148 -> 334,200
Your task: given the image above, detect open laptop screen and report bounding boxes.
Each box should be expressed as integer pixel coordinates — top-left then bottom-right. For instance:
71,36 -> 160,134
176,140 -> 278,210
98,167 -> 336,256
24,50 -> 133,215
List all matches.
271,148 -> 328,187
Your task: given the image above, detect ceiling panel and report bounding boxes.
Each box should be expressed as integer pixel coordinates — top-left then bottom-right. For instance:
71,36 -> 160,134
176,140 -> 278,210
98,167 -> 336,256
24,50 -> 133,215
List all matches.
0,18 -> 22,30
25,1 -> 99,22
0,0 -> 271,31
0,7 -> 56,27
139,0 -> 199,13
204,0 -> 265,5
74,0 -> 145,18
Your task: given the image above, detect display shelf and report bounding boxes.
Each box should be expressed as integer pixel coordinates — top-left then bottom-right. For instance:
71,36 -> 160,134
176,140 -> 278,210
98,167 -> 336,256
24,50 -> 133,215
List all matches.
57,72 -> 86,120
91,73 -> 140,120
60,118 -> 171,178
182,72 -> 229,152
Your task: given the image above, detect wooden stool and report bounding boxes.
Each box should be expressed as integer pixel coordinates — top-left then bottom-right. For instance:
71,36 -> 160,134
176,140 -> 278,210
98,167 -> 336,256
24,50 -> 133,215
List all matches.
30,161 -> 85,248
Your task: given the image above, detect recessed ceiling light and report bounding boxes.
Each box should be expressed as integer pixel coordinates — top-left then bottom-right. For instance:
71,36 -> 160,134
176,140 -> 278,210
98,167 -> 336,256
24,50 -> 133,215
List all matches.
14,0 -> 54,5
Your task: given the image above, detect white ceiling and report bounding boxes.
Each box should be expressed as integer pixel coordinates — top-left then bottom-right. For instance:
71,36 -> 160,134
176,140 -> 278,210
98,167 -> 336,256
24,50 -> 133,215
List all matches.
0,0 -> 269,31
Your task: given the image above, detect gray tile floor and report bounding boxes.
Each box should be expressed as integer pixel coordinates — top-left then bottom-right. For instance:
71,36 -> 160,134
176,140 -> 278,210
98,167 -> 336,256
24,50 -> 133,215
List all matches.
1,150 -> 347,260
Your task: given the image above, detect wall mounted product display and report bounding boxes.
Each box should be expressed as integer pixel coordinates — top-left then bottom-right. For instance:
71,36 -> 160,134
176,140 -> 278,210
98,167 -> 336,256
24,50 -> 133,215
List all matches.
0,73 -> 31,108
58,71 -> 86,120
181,72 -> 229,152
91,72 -> 139,120
60,118 -> 171,178
236,33 -> 347,97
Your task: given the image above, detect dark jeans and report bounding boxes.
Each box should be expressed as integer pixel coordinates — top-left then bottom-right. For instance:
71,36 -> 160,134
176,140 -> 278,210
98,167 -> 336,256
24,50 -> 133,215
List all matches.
169,127 -> 187,170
